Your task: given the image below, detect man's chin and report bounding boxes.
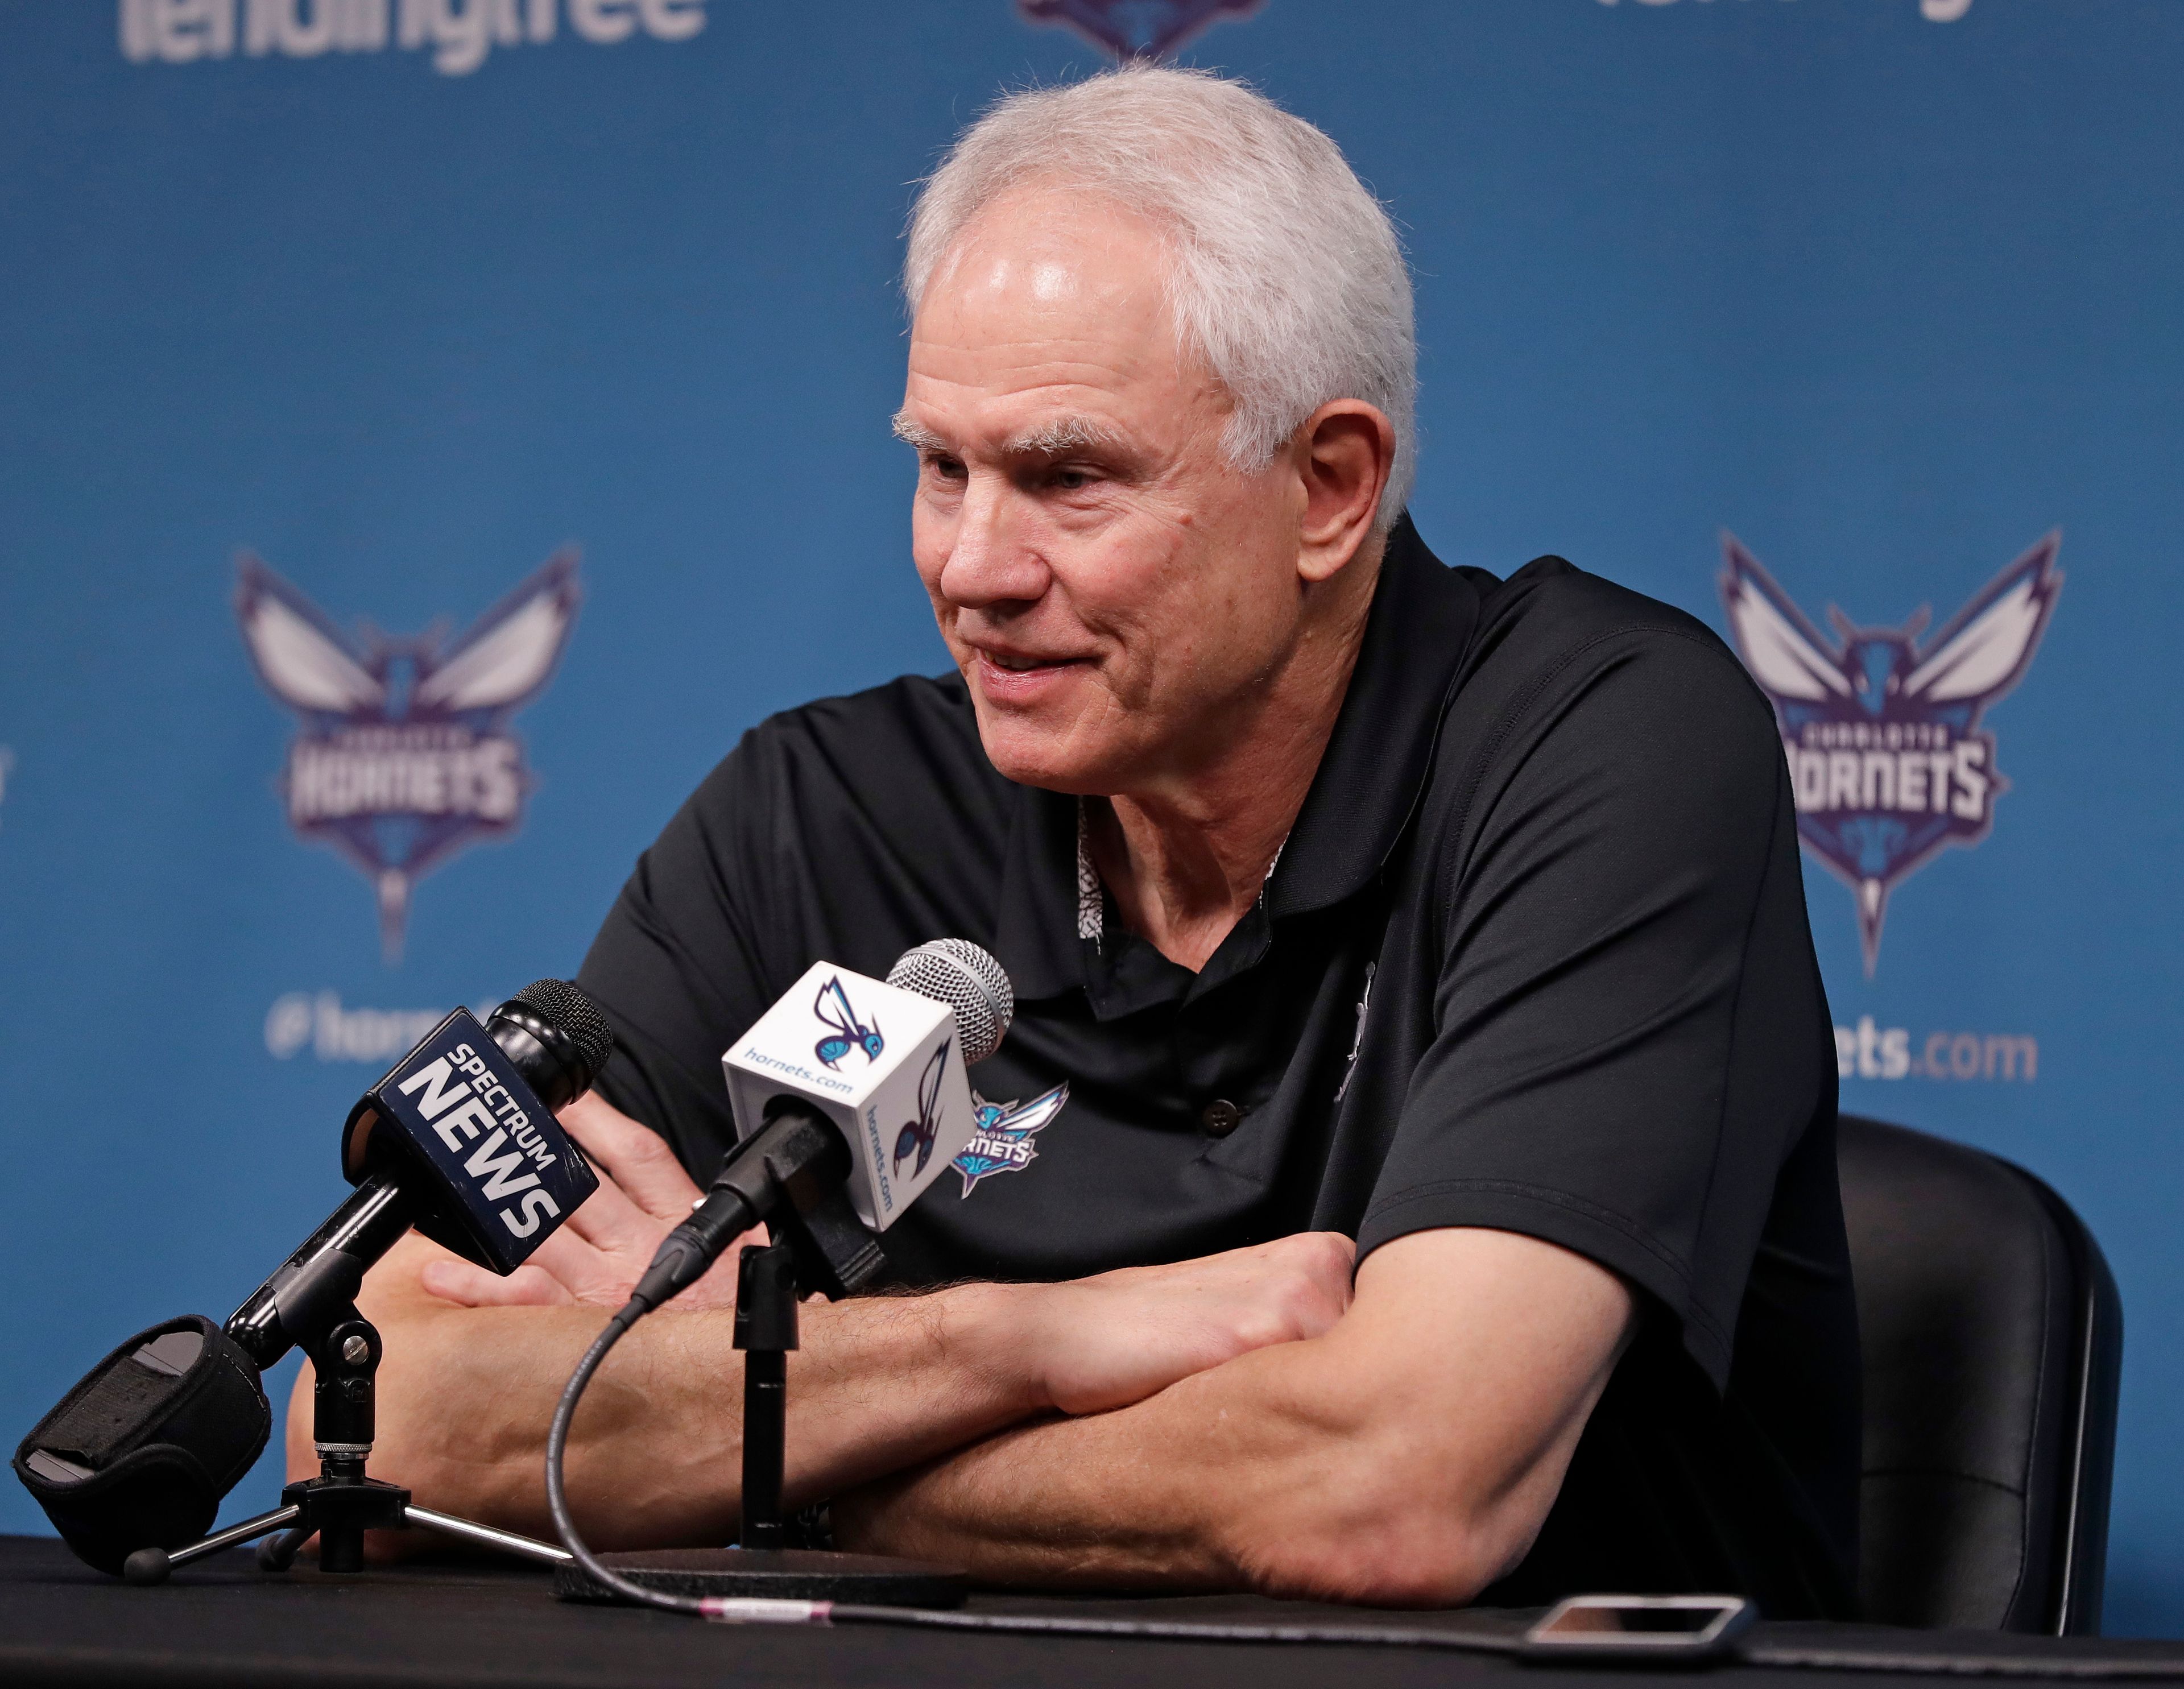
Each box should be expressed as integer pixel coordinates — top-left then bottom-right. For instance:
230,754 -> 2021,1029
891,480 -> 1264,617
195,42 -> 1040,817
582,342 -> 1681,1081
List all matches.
970,717 -> 1121,797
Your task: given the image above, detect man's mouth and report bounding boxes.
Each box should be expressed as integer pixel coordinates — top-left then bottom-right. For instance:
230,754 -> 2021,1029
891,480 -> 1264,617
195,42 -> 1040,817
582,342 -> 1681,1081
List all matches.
975,647 -> 1085,673
970,648 -> 1090,699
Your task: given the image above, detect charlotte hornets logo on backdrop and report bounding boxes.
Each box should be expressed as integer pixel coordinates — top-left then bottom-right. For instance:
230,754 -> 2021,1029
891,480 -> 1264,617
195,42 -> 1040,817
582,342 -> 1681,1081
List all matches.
1721,533 -> 2062,975
237,551 -> 580,962
1018,0 -> 1260,60
954,1084 -> 1070,1196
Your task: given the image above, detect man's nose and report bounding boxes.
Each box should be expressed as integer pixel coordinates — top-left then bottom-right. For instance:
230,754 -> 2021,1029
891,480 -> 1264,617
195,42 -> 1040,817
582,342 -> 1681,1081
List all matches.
938,474 -> 1049,609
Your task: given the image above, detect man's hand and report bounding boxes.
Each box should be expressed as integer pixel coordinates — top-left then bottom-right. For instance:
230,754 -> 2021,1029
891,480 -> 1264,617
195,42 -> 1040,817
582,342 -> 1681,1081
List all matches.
417,1093 -> 753,1311
1032,1233 -> 1356,1414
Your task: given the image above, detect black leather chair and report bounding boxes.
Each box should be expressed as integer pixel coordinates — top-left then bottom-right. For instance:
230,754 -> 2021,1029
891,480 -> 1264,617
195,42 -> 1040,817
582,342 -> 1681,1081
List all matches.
1837,1114 -> 2123,1634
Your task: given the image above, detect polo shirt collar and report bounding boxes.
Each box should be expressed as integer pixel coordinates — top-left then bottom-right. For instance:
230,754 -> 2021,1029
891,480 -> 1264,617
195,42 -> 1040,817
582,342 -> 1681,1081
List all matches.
993,780 -> 1083,1003
990,513 -> 1480,999
1264,513 -> 1480,920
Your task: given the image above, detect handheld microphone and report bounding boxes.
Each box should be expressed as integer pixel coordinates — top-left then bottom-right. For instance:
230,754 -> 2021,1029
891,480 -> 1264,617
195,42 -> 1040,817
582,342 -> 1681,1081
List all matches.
225,978 -> 611,1369
14,979 -> 613,1575
723,938 -> 1012,1228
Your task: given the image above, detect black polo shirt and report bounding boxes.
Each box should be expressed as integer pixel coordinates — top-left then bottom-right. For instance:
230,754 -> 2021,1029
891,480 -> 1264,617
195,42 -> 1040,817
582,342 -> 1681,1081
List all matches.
576,515 -> 1861,1618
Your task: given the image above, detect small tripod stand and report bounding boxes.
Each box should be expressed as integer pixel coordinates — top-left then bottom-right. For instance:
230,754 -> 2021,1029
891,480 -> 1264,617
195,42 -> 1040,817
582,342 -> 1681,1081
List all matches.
123,1309 -> 569,1585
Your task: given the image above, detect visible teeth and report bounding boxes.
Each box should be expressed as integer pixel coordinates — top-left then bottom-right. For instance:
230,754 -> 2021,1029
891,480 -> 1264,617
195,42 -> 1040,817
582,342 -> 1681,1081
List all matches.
994,655 -> 1043,671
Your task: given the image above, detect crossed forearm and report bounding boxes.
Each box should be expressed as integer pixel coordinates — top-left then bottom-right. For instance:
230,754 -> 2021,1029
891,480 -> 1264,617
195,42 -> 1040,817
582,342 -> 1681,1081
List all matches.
305,1091 -> 1364,1560
301,1222 -> 1619,1603
832,1228 -> 1636,1605
298,1243 -> 1048,1550
832,1322 -> 1375,1595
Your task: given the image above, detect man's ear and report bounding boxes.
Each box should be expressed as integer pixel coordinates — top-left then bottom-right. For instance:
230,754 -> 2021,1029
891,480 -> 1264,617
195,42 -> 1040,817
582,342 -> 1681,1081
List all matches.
1293,400 -> 1396,585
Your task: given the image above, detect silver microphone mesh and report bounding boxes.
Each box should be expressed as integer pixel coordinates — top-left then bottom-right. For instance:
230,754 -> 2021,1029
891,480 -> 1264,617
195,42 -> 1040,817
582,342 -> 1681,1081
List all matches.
886,938 -> 1015,1065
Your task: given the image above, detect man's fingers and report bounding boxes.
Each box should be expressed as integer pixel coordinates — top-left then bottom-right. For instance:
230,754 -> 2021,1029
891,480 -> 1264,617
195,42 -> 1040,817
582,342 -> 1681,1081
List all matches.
420,1258 -> 573,1307
557,1094 -> 702,1222
1214,1232 -> 1356,1346
560,1158 -> 661,1251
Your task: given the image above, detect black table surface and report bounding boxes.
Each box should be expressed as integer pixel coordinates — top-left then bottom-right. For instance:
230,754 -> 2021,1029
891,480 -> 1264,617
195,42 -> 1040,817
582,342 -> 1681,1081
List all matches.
7,1534 -> 2184,1689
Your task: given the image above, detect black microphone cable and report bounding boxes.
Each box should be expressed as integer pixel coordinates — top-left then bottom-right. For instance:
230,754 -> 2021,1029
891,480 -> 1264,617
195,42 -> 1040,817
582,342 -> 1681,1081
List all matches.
544,1096 -> 831,1617
539,959 -> 2182,1676
545,1297 -> 693,1616
543,1157 -> 2184,1674
546,1309 -> 2184,1675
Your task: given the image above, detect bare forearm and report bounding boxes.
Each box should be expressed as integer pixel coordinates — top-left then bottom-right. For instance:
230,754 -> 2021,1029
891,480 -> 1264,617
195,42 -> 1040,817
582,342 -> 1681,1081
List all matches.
834,1336 -> 1352,1592
835,1230 -> 1633,1606
289,1245 -> 1046,1549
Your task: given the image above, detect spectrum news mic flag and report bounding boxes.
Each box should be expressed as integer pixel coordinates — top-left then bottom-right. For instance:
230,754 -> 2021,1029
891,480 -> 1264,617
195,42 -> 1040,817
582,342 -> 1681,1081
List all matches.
13,980 -> 611,1575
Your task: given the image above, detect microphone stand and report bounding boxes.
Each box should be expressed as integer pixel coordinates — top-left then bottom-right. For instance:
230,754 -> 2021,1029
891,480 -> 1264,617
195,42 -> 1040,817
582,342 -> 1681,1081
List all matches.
549,1107 -> 967,1609
123,1184 -> 571,1585
124,1303 -> 570,1585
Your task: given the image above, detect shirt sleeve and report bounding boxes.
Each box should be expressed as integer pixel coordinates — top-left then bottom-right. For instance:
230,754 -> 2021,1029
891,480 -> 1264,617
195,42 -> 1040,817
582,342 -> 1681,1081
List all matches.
1355,625 -> 1832,1389
571,676 -> 1011,1182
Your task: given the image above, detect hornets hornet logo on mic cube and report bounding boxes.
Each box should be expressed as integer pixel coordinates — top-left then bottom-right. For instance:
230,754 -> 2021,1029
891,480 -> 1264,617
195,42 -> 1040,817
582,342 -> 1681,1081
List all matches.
721,963 -> 977,1231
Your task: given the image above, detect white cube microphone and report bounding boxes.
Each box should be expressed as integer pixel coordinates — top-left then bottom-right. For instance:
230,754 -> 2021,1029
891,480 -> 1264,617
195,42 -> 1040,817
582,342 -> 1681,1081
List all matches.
722,940 -> 1014,1231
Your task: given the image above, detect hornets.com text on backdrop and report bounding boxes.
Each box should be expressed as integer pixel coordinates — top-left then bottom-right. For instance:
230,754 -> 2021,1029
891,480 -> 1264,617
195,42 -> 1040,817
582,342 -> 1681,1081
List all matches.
1835,1016 -> 2038,1083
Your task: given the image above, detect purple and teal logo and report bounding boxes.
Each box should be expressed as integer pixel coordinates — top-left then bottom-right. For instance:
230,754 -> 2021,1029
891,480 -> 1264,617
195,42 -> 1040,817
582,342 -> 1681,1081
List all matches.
812,976 -> 886,1070
953,1083 -> 1071,1197
894,1041 -> 952,1179
1722,533 -> 2062,975
1017,0 -> 1260,59
237,552 -> 580,963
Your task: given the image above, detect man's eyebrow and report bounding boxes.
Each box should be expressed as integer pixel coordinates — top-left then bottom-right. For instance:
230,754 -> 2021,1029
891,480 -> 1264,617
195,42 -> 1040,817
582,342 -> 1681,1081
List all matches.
890,410 -> 1133,458
891,410 -> 948,453
999,415 -> 1131,457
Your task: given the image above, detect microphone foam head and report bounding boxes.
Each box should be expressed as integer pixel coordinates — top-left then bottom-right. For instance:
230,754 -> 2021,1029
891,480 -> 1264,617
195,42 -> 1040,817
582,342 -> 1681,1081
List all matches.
506,978 -> 615,1078
887,939 -> 1014,1065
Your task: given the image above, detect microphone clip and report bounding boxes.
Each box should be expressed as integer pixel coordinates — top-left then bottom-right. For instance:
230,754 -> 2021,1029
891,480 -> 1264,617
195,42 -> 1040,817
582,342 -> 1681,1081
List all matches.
631,1100 -> 885,1315
746,1093 -> 889,1298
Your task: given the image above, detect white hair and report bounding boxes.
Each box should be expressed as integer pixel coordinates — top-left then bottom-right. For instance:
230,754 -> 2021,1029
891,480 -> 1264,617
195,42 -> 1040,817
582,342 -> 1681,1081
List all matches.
904,66 -> 1417,528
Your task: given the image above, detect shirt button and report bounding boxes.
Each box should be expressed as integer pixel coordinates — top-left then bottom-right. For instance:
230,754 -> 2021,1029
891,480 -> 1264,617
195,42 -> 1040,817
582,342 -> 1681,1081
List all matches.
1201,1099 -> 1243,1137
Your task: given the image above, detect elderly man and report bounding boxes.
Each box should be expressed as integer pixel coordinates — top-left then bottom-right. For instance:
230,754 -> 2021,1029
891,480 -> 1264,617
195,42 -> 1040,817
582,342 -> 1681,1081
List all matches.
308,66 -> 1858,1615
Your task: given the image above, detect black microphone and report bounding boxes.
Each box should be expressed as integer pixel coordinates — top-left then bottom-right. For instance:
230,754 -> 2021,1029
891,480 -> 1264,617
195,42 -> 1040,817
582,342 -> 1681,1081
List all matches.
225,978 -> 612,1369
14,979 -> 613,1576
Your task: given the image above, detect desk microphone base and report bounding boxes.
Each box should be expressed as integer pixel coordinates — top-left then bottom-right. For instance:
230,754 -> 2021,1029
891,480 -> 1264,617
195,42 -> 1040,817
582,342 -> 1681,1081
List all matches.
553,1546 -> 967,1608
120,1310 -> 571,1587
548,1246 -> 968,1614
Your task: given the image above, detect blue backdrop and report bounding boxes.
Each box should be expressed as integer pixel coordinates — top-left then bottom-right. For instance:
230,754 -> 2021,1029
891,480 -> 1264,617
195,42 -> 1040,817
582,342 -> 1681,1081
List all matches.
3,0 -> 2179,1630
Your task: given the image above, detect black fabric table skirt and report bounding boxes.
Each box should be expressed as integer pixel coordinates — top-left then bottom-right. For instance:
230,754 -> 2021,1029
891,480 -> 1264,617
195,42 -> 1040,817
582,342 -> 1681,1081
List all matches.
5,1533 -> 2183,1689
